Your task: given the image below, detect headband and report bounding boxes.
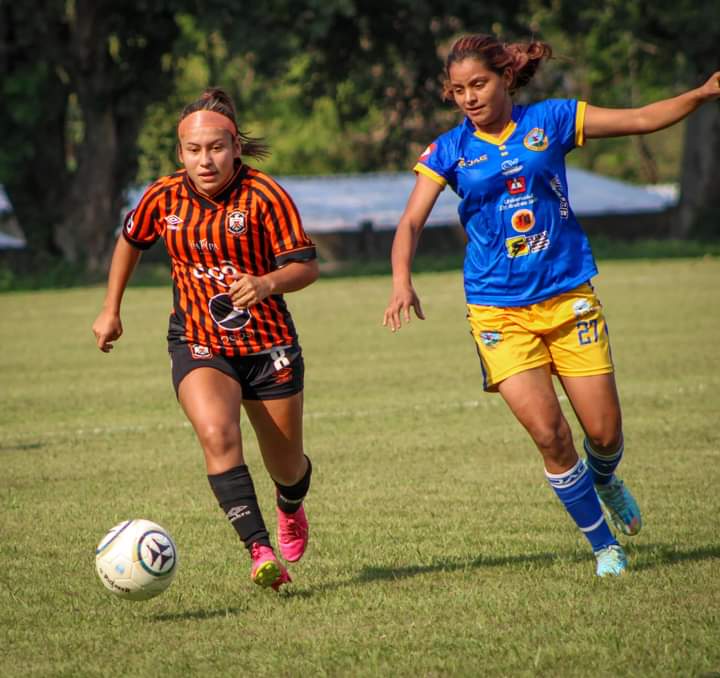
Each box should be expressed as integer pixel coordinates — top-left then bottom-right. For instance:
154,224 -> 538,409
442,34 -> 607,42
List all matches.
178,110 -> 237,138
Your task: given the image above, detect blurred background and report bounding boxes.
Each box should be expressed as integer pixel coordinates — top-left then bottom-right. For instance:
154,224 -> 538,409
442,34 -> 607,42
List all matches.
1,0 -> 718,285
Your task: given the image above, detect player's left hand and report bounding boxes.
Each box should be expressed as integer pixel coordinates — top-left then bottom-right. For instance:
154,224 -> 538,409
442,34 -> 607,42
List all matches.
698,71 -> 720,101
228,274 -> 271,308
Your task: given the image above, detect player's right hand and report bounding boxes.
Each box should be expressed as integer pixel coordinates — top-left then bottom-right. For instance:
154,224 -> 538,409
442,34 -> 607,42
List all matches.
383,284 -> 426,332
92,310 -> 123,353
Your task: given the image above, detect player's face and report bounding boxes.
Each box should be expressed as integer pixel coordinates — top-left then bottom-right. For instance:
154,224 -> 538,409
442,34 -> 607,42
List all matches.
448,58 -> 513,133
178,128 -> 240,196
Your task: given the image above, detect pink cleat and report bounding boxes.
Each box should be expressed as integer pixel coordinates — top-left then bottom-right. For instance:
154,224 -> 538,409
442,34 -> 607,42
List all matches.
276,504 -> 309,563
250,543 -> 292,591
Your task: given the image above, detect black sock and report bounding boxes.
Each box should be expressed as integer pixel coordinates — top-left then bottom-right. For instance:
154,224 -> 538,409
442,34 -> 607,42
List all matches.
275,455 -> 313,514
208,465 -> 270,551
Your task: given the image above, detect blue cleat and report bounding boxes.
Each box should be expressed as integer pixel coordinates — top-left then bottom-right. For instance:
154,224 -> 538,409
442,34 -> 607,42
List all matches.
595,544 -> 627,577
596,476 -> 642,536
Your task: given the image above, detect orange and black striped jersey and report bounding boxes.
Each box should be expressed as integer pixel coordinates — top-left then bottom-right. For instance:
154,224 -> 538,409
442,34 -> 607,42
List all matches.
122,163 -> 317,356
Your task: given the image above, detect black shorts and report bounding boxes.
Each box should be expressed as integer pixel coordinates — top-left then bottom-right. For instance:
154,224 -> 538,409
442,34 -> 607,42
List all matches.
168,341 -> 304,400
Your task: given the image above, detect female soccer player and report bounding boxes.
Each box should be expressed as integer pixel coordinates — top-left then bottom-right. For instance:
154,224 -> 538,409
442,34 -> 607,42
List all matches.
383,34 -> 720,576
93,88 -> 318,591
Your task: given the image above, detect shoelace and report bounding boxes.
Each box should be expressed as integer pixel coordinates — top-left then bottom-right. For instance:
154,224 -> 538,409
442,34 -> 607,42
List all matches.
604,482 -> 632,515
280,515 -> 303,540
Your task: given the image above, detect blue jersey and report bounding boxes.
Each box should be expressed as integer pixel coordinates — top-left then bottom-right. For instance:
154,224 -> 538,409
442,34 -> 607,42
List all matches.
415,99 -> 597,306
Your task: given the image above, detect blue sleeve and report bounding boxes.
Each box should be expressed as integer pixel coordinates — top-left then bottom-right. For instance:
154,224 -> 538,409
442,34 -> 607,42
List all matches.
545,99 -> 587,153
413,133 -> 456,188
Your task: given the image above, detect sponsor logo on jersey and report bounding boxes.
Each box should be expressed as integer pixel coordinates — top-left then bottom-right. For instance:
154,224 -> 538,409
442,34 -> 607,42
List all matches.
480,330 -> 503,348
124,211 -> 135,233
227,210 -> 247,236
164,214 -> 183,230
498,194 -> 537,212
505,230 -> 550,258
190,344 -> 213,360
511,208 -> 535,233
523,128 -> 549,151
209,293 -> 252,331
419,143 -> 436,161
506,176 -> 526,195
572,299 -> 597,318
191,239 -> 218,252
500,158 -> 523,175
458,154 -> 489,168
550,175 -> 570,219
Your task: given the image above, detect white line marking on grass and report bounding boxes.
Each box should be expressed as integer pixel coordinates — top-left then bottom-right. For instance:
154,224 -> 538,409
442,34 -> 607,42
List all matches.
2,398 -> 502,445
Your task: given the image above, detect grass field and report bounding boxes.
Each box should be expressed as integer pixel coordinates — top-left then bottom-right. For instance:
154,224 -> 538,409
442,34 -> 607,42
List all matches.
1,258 -> 719,677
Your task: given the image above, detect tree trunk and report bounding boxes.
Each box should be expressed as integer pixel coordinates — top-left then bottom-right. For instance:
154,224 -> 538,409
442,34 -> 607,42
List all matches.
54,107 -> 118,272
674,104 -> 720,237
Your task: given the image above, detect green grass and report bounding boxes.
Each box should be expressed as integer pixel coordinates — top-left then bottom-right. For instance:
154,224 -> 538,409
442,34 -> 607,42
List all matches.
1,238 -> 720,290
1,259 -> 719,677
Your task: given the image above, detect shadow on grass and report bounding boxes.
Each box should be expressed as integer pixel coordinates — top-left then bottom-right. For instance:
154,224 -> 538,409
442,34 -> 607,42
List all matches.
0,441 -> 47,453
354,550 -> 562,584
625,542 -> 720,571
151,542 -> 720,615
153,606 -> 246,622
282,550 -> 572,600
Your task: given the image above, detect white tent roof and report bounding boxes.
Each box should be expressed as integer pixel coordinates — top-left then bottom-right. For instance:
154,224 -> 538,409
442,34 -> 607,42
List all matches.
276,168 -> 678,233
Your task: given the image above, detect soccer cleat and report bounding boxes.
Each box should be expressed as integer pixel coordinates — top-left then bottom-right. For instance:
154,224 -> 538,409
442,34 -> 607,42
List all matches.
595,476 -> 642,536
276,504 -> 309,563
250,543 -> 292,591
594,544 -> 627,577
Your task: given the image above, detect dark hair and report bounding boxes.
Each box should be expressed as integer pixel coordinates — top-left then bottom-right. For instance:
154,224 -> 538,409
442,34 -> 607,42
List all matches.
178,87 -> 270,160
442,34 -> 552,98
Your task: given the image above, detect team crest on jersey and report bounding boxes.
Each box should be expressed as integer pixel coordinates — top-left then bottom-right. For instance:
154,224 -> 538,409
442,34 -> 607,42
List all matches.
523,128 -> 549,151
419,143 -> 436,161
572,299 -> 597,318
480,331 -> 503,348
190,344 -> 212,360
511,208 -> 535,233
226,210 -> 248,236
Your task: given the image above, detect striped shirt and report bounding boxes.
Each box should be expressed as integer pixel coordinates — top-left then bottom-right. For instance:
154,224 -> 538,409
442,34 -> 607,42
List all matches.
123,163 -> 316,356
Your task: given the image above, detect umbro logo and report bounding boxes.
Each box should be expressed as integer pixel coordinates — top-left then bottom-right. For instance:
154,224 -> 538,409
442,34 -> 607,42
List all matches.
226,506 -> 250,522
164,214 -> 183,230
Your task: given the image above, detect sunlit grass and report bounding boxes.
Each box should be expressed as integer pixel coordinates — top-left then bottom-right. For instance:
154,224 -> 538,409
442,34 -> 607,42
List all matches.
1,258 -> 719,677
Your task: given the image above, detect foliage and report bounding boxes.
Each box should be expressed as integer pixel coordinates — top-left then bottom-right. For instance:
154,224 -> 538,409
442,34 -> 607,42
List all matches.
2,0 -> 719,267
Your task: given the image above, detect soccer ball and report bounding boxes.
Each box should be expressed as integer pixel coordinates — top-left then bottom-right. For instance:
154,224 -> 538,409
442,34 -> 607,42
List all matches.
95,519 -> 178,601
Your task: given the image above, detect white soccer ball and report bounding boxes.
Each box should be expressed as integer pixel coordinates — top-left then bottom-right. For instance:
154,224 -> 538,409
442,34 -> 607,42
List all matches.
95,519 -> 178,601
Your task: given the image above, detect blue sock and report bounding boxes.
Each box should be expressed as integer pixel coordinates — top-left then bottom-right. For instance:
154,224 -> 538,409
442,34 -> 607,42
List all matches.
584,437 -> 624,486
545,459 -> 617,552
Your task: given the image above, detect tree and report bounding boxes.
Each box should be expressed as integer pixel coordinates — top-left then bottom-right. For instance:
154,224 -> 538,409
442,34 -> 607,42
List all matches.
0,0 -> 188,271
529,0 -> 720,236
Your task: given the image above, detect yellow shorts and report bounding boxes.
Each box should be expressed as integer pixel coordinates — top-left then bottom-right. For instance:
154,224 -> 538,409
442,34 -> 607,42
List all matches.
467,283 -> 614,392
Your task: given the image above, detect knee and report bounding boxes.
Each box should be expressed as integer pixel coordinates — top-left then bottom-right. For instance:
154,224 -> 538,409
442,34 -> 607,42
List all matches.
196,422 -> 240,459
585,425 -> 623,453
530,419 -> 573,457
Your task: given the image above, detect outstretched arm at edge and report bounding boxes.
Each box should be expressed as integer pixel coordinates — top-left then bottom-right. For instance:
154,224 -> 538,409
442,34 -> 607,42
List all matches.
584,71 -> 720,139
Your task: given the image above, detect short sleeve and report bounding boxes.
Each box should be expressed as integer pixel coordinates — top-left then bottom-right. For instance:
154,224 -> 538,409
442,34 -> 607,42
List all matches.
413,134 -> 456,188
259,177 -> 317,267
122,182 -> 163,250
545,99 -> 587,153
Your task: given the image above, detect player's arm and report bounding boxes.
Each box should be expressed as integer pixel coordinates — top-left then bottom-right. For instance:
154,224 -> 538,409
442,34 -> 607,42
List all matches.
584,71 -> 720,139
92,236 -> 142,352
383,173 -> 443,331
229,258 -> 319,309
